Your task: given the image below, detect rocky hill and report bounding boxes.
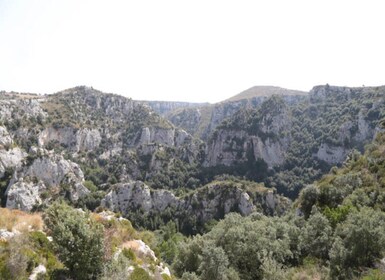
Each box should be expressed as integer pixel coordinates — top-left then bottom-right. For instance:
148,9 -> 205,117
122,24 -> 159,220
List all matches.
0,86 -> 292,232
202,85 -> 385,196
224,85 -> 307,102
0,84 -> 384,229
1,85 -> 385,280
165,86 -> 307,140
101,178 -> 290,234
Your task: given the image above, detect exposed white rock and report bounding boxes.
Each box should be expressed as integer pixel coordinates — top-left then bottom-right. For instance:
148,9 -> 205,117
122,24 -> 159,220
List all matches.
102,181 -> 179,214
0,99 -> 47,122
5,149 -> 89,211
38,127 -> 101,152
204,129 -> 289,168
355,111 -> 371,142
101,180 -> 280,224
0,126 -> 13,147
0,147 -> 27,178
123,239 -> 157,261
0,228 -> 20,241
252,136 -> 288,167
38,127 -> 75,148
316,143 -> 349,165
6,181 -> 45,211
137,127 -> 175,146
29,264 -> 46,280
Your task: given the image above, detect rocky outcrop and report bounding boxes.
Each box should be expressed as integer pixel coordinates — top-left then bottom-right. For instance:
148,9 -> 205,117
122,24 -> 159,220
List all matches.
135,126 -> 192,148
102,181 -> 180,214
0,126 -> 13,147
137,100 -> 208,116
166,89 -> 306,140
0,126 -> 27,178
0,148 -> 27,178
315,143 -> 350,165
0,98 -> 47,122
38,127 -> 101,152
101,180 -> 287,225
205,96 -> 292,168
5,148 -> 89,211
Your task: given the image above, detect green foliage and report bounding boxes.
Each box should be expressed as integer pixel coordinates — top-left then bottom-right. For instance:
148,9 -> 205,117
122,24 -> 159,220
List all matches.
299,207 -> 333,260
129,266 -> 152,280
122,248 -> 136,261
322,204 -> 352,228
84,180 -> 98,192
174,213 -> 298,280
76,190 -> 106,211
100,254 -> 131,280
157,221 -> 185,264
44,202 -> 105,280
361,269 -> 385,280
330,208 -> 385,279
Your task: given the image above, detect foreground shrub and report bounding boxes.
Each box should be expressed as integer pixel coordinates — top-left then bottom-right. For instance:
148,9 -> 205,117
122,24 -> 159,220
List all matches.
44,202 -> 105,280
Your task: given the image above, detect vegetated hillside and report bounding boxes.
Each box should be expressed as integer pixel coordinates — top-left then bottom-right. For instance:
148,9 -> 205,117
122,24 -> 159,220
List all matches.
165,86 -> 306,140
172,131 -> 385,280
101,177 -> 290,235
1,85 -> 385,279
1,85 -> 384,219
0,205 -> 173,279
204,85 -> 385,198
0,86 -> 291,235
0,86 -> 205,210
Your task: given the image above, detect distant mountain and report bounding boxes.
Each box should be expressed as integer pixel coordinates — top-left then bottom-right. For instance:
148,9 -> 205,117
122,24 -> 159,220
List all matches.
223,85 -> 307,102
165,86 -> 307,140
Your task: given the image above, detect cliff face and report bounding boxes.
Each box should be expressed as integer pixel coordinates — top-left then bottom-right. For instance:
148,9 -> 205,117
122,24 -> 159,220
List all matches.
6,148 -> 89,211
0,87 -> 204,211
204,95 -> 292,168
137,100 -> 208,116
101,180 -> 290,233
1,84 -> 384,225
167,93 -> 306,140
199,85 -> 385,198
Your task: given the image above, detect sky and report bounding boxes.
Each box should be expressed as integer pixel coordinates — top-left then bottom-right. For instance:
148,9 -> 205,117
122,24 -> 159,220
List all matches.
1,0 -> 385,103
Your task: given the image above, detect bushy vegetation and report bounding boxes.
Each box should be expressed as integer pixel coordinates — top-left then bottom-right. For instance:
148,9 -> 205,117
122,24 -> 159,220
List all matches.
170,132 -> 385,279
212,86 -> 385,198
44,202 -> 105,280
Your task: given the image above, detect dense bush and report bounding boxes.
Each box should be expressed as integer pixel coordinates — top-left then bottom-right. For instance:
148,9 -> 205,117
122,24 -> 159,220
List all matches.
44,202 -> 105,280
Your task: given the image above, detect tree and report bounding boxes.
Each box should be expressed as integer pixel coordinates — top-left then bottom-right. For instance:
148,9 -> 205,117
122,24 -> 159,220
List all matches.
44,202 -> 105,280
198,244 -> 230,280
330,208 -> 385,278
300,206 -> 333,260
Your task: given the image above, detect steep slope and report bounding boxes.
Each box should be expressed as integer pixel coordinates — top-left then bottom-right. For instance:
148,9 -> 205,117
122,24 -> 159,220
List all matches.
166,86 -> 306,140
101,178 -> 290,234
173,131 -> 385,280
204,85 -> 385,197
298,129 -> 385,217
0,86 -> 204,211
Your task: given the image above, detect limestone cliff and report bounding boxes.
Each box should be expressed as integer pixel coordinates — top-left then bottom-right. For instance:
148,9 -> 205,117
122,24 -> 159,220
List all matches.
5,148 -> 89,211
101,180 -> 290,232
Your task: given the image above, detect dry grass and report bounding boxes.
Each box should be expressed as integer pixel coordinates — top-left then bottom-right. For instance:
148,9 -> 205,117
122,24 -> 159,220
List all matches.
0,208 -> 43,232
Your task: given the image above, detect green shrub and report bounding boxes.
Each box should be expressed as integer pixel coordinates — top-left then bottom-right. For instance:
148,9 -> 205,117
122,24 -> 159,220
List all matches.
130,267 -> 152,280
44,202 -> 105,280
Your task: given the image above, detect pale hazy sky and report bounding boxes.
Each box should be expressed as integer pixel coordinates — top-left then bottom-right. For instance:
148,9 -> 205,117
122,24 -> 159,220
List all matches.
1,0 -> 384,103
